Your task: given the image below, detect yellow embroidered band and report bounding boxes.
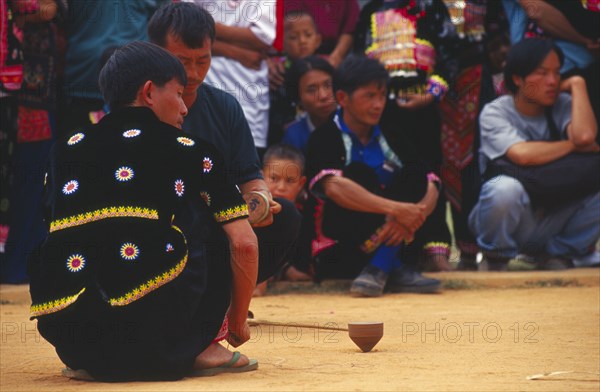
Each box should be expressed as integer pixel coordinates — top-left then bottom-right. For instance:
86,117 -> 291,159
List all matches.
30,287 -> 86,318
213,204 -> 249,223
50,206 -> 159,232
109,253 -> 188,307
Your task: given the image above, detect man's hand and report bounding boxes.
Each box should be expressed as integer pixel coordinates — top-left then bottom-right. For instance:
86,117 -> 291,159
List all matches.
327,53 -> 344,69
237,47 -> 266,70
242,188 -> 282,228
395,93 -> 435,110
215,41 -> 265,70
251,194 -> 282,228
378,217 -> 414,246
388,202 -> 427,233
574,142 -> 600,153
240,180 -> 281,227
560,75 -> 586,93
226,317 -> 251,347
267,57 -> 286,91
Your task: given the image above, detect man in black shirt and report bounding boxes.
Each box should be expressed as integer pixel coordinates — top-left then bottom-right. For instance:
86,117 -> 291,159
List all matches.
148,2 -> 301,285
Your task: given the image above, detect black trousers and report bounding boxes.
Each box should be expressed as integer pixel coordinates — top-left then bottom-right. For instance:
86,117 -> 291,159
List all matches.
35,252 -> 228,382
316,162 -> 450,280
180,195 -> 301,285
254,198 -> 302,282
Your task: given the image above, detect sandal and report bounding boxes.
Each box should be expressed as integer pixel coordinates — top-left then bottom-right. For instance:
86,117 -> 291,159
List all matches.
190,351 -> 258,377
62,367 -> 96,381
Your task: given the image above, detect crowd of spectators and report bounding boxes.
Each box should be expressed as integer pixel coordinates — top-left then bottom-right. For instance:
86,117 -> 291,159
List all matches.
2,1 -> 599,297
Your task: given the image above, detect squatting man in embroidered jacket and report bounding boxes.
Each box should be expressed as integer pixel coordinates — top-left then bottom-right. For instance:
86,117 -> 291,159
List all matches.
28,41 -> 262,381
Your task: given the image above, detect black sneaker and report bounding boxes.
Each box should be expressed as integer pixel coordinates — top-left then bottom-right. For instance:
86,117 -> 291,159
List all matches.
536,256 -> 574,270
386,268 -> 441,293
350,264 -> 389,297
456,253 -> 478,271
481,254 -> 510,271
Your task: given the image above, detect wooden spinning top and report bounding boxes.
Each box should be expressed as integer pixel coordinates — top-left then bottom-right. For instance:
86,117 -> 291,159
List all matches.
348,322 -> 384,352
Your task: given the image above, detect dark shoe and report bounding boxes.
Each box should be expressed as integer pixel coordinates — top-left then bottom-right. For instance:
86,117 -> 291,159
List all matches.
350,264 -> 388,297
386,268 -> 441,293
481,254 -> 510,271
536,256 -> 574,270
456,252 -> 479,271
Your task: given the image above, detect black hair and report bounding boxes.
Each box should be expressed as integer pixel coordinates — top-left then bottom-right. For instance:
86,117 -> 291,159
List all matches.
148,2 -> 215,48
284,10 -> 317,30
503,38 -> 564,94
285,55 -> 335,104
98,41 -> 187,110
334,55 -> 388,96
99,45 -> 120,70
263,143 -> 306,174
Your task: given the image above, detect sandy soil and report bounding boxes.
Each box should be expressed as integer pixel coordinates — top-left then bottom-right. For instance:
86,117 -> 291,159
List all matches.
1,269 -> 599,391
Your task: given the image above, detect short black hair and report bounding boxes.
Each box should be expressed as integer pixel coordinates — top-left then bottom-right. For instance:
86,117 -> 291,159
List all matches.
284,10 -> 317,31
263,143 -> 305,175
285,55 -> 334,104
504,38 -> 564,94
148,2 -> 215,48
334,55 -> 388,96
98,41 -> 187,110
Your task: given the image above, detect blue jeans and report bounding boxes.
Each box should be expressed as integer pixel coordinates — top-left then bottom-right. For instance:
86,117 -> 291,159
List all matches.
469,175 -> 600,259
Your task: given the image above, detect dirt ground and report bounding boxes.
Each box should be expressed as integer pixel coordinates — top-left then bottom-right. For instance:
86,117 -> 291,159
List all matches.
1,269 -> 599,392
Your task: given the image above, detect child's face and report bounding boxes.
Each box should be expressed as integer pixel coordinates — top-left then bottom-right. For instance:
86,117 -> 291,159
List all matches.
263,158 -> 307,202
284,14 -> 321,60
487,37 -> 510,74
298,69 -> 337,124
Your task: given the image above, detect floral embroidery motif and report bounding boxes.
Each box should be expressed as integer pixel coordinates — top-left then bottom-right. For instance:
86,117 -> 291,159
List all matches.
109,253 -> 188,306
424,241 -> 451,256
120,243 -> 140,260
30,288 -> 86,318
200,191 -> 211,206
426,75 -> 449,102
214,204 -> 249,223
174,179 -> 185,197
62,180 -> 79,195
115,166 -> 134,182
50,206 -> 159,232
123,129 -> 142,138
177,136 -> 195,146
67,133 -> 85,146
203,157 -> 213,173
66,254 -> 86,272
360,226 -> 385,254
166,243 -> 174,252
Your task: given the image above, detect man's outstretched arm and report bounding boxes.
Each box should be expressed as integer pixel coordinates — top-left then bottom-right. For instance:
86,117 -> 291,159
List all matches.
221,218 -> 258,347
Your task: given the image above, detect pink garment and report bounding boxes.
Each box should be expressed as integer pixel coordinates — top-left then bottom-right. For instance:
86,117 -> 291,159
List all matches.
0,0 -> 39,92
284,0 -> 360,54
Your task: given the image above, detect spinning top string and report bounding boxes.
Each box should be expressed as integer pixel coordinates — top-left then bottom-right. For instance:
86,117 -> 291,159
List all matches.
247,319 -> 349,332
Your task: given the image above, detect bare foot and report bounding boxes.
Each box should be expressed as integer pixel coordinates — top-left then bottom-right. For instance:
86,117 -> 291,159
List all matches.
253,281 -> 267,297
193,343 -> 250,370
284,266 -> 312,281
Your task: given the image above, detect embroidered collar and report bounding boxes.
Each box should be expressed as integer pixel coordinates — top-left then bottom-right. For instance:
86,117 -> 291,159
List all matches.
333,109 -> 403,169
333,109 -> 382,145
